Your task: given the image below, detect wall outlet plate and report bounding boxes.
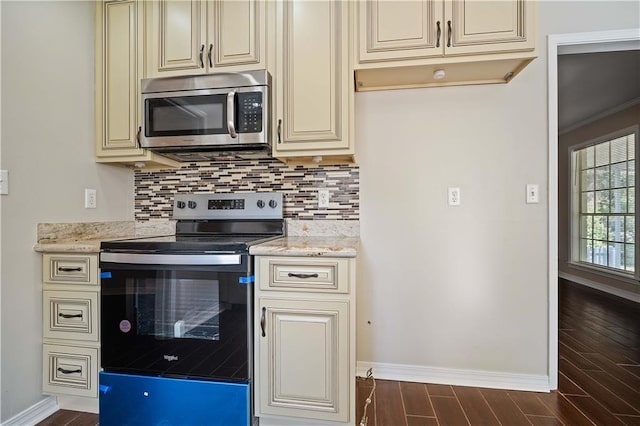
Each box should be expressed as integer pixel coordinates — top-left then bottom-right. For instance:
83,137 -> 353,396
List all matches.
85,188 -> 97,209
318,189 -> 330,208
448,187 -> 460,206
0,170 -> 8,195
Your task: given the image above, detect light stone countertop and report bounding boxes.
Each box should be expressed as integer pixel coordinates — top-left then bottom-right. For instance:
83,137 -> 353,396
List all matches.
34,239 -> 108,253
249,236 -> 359,258
33,220 -> 175,253
33,220 -> 360,256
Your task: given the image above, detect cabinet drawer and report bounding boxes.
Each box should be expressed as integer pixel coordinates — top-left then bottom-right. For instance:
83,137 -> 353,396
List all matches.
43,344 -> 98,398
43,290 -> 98,341
43,254 -> 98,285
258,257 -> 350,293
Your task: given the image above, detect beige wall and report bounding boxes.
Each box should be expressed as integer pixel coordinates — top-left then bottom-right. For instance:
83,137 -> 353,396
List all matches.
0,1 -> 133,421
558,104 -> 640,296
356,0 -> 639,380
0,0 -> 637,420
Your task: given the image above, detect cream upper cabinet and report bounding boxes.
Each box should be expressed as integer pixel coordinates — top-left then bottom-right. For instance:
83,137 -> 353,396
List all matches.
145,0 -> 265,78
359,0 -> 443,62
95,0 -> 179,169
355,0 -> 537,91
359,0 -> 534,62
444,0 -> 535,55
269,0 -> 355,163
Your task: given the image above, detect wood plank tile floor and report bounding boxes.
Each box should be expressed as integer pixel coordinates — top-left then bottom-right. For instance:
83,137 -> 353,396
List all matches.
356,278 -> 640,426
38,278 -> 640,425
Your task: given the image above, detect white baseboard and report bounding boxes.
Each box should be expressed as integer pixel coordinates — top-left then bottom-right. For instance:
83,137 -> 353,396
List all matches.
56,395 -> 99,414
356,362 -> 551,392
2,396 -> 58,426
560,272 -> 640,303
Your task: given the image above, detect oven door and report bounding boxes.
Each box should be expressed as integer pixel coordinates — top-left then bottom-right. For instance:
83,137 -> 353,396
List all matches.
99,253 -> 253,383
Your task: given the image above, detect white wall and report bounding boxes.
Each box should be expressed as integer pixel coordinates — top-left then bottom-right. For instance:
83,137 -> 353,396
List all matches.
0,1 -> 134,421
356,1 -> 639,384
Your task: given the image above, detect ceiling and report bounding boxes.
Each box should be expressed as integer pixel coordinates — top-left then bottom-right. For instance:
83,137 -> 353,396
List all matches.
558,49 -> 640,133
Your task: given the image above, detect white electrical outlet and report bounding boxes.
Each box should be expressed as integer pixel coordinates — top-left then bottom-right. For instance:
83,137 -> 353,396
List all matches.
318,189 -> 330,208
0,170 -> 9,195
85,188 -> 97,209
448,187 -> 461,206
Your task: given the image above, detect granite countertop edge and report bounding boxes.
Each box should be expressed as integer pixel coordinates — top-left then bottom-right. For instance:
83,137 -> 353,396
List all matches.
249,237 -> 359,258
34,236 -> 132,253
36,236 -> 361,257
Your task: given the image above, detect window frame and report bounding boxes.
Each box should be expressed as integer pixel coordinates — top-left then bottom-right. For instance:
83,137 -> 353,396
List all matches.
569,125 -> 638,281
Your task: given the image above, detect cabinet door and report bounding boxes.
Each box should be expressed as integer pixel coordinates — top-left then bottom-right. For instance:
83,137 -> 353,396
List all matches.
210,0 -> 263,69
273,0 -> 353,157
444,0 -> 535,55
95,0 -> 143,155
358,0 -> 444,63
257,298 -> 349,422
145,0 -> 207,77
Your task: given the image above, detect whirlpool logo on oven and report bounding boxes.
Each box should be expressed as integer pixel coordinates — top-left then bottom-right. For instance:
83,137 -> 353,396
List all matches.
164,355 -> 179,362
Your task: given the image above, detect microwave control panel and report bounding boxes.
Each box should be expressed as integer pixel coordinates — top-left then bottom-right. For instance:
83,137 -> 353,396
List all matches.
237,92 -> 263,133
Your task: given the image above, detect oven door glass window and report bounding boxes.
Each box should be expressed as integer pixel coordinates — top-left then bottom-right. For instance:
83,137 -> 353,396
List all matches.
137,275 -> 223,341
101,267 -> 251,382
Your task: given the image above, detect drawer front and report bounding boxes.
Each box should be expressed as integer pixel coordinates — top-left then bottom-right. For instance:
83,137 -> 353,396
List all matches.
43,290 -> 98,341
258,257 -> 350,293
43,254 -> 98,285
43,344 -> 98,398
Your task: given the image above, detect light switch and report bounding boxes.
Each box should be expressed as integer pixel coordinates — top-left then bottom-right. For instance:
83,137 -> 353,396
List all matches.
526,184 -> 539,204
0,170 -> 8,195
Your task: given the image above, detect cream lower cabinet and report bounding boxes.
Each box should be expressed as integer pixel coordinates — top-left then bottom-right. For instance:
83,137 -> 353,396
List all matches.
355,0 -> 537,91
269,0 -> 355,163
95,0 -> 179,170
255,256 -> 356,425
145,0 -> 265,78
41,253 -> 100,408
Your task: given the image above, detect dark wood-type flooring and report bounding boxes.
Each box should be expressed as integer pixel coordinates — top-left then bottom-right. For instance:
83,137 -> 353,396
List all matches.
38,278 -> 640,425
356,278 -> 640,425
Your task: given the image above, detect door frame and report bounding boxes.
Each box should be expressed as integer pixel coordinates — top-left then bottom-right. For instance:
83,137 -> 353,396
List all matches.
547,28 -> 640,390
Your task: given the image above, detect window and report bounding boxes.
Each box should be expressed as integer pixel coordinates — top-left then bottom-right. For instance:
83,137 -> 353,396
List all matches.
572,129 -> 636,275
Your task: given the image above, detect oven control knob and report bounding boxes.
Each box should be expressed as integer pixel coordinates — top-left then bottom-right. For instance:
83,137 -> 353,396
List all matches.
176,201 -> 186,209
188,201 -> 197,209
269,199 -> 278,208
257,200 -> 265,208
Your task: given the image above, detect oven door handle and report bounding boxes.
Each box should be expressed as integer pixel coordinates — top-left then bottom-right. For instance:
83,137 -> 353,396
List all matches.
100,252 -> 242,265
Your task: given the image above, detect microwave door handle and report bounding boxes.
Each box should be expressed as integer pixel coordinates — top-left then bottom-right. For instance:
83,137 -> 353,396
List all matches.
227,91 -> 238,139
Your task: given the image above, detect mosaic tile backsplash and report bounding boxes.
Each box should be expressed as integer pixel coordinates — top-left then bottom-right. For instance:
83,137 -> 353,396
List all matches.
134,159 -> 359,220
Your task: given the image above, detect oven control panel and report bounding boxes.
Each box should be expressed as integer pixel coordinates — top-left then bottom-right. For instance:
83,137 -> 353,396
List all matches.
173,192 -> 283,220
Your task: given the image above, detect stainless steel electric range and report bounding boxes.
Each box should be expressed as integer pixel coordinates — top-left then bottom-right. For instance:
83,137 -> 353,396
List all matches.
98,192 -> 284,426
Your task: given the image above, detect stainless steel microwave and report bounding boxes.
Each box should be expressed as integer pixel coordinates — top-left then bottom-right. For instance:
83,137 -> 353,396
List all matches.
140,70 -> 271,161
